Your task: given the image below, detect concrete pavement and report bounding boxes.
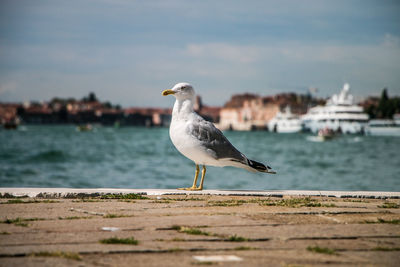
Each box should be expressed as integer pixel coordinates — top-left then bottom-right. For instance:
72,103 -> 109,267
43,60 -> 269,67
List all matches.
0,188 -> 399,266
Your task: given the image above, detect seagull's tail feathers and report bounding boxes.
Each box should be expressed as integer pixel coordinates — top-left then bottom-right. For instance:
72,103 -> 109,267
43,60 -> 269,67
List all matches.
222,158 -> 276,174
247,159 -> 277,174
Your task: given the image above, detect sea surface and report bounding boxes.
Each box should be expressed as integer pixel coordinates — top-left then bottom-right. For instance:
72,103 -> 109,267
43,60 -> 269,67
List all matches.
1,125 -> 399,191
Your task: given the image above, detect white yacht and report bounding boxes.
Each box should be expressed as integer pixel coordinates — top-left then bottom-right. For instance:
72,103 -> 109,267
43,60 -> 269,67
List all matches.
301,83 -> 369,134
268,106 -> 302,133
366,114 -> 400,136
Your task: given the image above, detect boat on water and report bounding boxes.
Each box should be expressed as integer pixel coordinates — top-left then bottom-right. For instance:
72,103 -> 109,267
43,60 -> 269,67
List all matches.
301,83 -> 369,134
2,117 -> 20,130
306,127 -> 338,142
267,106 -> 302,133
3,121 -> 18,130
366,114 -> 400,136
317,127 -> 337,141
76,124 -> 93,132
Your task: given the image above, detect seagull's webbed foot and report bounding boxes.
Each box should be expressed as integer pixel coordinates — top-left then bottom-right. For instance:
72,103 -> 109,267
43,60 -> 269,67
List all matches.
177,165 -> 206,191
177,186 -> 202,191
177,164 -> 205,191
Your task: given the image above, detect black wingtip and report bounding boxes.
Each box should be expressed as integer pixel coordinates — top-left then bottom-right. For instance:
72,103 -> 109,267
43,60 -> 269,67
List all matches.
247,159 -> 276,174
247,159 -> 265,171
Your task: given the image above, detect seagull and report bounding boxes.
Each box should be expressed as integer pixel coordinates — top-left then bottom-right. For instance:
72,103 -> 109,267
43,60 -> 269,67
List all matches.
162,83 -> 276,191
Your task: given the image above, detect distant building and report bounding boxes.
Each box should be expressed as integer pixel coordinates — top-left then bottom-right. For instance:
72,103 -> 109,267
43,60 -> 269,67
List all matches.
218,94 -> 278,130
218,93 -> 320,131
17,102 -> 59,124
123,107 -> 171,127
0,91 -> 327,129
194,95 -> 221,124
0,103 -> 20,124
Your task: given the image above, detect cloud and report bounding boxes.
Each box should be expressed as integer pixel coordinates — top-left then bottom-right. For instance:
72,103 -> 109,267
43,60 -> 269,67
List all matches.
186,43 -> 260,64
383,33 -> 400,48
179,38 -> 400,98
1,35 -> 399,107
0,81 -> 17,95
1,1 -> 399,106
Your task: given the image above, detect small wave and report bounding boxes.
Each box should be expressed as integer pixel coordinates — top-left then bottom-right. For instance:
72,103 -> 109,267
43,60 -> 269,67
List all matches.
0,152 -> 17,160
28,150 -> 69,163
351,137 -> 362,143
315,161 -> 331,168
306,136 -> 324,142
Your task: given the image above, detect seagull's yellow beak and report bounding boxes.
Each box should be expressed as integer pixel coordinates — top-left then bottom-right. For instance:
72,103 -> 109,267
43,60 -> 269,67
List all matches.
162,89 -> 175,96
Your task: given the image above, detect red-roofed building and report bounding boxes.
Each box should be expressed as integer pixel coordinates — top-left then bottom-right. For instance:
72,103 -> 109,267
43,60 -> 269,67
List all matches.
218,92 -> 322,131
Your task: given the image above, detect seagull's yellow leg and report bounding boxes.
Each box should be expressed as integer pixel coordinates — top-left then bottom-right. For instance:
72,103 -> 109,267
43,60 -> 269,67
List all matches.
177,164 -> 200,190
191,164 -> 200,188
197,165 -> 206,190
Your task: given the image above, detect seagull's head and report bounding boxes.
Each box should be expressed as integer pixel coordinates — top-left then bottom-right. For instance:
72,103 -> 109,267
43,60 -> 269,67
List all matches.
162,82 -> 195,101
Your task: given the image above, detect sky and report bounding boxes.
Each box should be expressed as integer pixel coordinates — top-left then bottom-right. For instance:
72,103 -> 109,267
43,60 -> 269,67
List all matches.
0,0 -> 400,107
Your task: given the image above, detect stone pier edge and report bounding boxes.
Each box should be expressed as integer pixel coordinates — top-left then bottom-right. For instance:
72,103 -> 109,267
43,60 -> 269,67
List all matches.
0,188 -> 399,199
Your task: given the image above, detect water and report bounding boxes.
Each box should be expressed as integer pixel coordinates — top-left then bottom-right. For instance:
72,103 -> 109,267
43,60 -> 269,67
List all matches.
1,126 -> 399,191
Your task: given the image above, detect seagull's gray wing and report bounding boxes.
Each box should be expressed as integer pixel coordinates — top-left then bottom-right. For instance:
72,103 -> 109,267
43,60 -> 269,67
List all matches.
188,116 -> 247,164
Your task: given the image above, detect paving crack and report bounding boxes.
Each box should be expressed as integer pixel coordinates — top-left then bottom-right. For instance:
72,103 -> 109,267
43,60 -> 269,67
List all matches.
69,208 -> 105,216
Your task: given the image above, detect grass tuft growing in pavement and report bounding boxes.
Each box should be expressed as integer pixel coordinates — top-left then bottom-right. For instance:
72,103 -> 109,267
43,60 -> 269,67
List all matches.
103,213 -> 132,218
307,246 -> 338,255
171,225 -> 182,230
259,197 -> 336,208
1,217 -> 46,227
100,193 -> 149,200
342,199 -> 369,203
1,199 -> 59,204
364,218 -> 400,224
183,228 -> 210,236
171,225 -> 251,241
99,237 -> 139,245
172,237 -> 186,241
168,247 -> 183,252
372,247 -> 400,251
170,197 -> 205,201
207,199 -> 247,206
0,193 -> 29,198
30,251 -> 82,261
192,261 -> 215,265
58,216 -> 92,220
173,225 -> 211,236
378,202 -> 400,209
234,246 -> 256,250
151,200 -> 173,203
227,234 -> 248,242
72,199 -> 105,202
